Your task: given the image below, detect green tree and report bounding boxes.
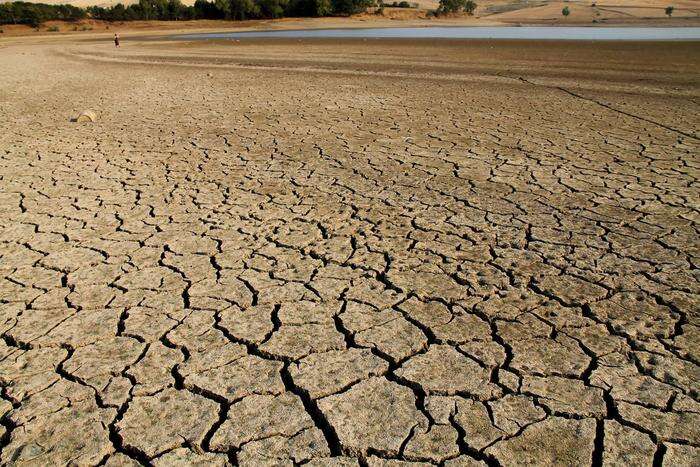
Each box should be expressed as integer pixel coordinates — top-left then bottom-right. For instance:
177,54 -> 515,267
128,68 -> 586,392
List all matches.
229,0 -> 260,19
562,5 -> 570,16
464,0 -> 476,15
438,0 -> 461,13
194,0 -> 226,18
285,0 -> 331,16
437,0 -> 476,14
331,0 -> 374,15
665,6 -> 674,16
214,0 -> 231,17
258,0 -> 287,17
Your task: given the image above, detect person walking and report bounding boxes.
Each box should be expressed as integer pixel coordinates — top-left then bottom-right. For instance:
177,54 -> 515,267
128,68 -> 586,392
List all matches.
114,33 -> 120,48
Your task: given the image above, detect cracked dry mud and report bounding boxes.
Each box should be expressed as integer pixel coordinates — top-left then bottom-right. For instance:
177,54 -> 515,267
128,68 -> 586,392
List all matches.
0,37 -> 699,466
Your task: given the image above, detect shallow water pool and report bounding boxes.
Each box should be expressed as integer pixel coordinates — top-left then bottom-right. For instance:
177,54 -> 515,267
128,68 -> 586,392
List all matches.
175,26 -> 700,41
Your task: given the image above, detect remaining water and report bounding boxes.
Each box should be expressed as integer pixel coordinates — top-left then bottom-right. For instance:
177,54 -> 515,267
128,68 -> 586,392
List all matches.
176,26 -> 700,41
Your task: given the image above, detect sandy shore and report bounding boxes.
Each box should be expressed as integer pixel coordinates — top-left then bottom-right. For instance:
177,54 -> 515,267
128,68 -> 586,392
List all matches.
0,33 -> 699,465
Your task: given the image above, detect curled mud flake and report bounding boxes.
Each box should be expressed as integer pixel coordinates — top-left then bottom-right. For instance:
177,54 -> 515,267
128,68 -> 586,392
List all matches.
209,393 -> 316,451
443,455 -> 488,466
317,377 -> 428,457
533,274 -> 607,306
0,347 -> 67,401
102,453 -> 142,466
182,352 -> 284,401
62,336 -> 145,391
289,348 -> 389,399
304,457 -> 361,467
589,292 -> 679,340
488,394 -> 546,436
450,398 -> 506,451
617,401 -> 700,444
485,417 -> 596,465
508,334 -> 590,378
602,420 -> 656,466
39,247 -> 104,273
116,388 -> 220,458
34,309 -> 122,348
663,443 -> 700,467
218,304 -> 275,344
3,399 -> 115,466
237,427 -> 330,465
403,424 -> 460,463
128,341 -> 184,396
258,323 -> 346,360
521,375 -> 606,417
152,447 -> 229,466
366,457 -> 433,466
396,345 -> 499,399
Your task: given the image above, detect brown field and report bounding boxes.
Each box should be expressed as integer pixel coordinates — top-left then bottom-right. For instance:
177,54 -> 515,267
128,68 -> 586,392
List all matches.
1,28 -> 699,466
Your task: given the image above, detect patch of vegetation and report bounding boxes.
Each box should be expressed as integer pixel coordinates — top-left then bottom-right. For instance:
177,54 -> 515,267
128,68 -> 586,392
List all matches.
665,6 -> 674,17
387,1 -> 415,8
562,5 -> 570,16
0,2 -> 86,27
0,0 -> 377,26
437,0 -> 476,15
47,24 -> 59,31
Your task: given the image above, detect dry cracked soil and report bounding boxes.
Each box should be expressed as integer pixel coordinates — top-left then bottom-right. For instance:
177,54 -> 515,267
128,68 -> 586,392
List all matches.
0,36 -> 699,466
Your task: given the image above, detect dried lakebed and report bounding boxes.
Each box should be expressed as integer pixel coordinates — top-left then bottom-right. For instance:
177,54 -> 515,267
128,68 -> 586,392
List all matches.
0,37 -> 699,465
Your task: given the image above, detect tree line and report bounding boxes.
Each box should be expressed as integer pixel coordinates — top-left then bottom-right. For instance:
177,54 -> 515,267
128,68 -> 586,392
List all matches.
0,0 -> 374,26
1,0 -> 475,27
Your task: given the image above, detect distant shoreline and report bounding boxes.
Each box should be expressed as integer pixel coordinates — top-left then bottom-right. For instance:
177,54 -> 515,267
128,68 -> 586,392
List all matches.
3,18 -> 700,37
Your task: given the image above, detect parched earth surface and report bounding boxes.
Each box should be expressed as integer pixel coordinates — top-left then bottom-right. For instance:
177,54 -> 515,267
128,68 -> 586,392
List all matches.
0,36 -> 699,465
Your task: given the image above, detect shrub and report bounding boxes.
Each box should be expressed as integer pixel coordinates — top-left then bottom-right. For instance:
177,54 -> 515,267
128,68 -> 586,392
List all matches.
665,6 -> 674,16
47,24 -> 59,31
438,0 -> 476,15
229,0 -> 260,19
464,0 -> 475,14
330,0 -> 374,15
562,5 -> 570,16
